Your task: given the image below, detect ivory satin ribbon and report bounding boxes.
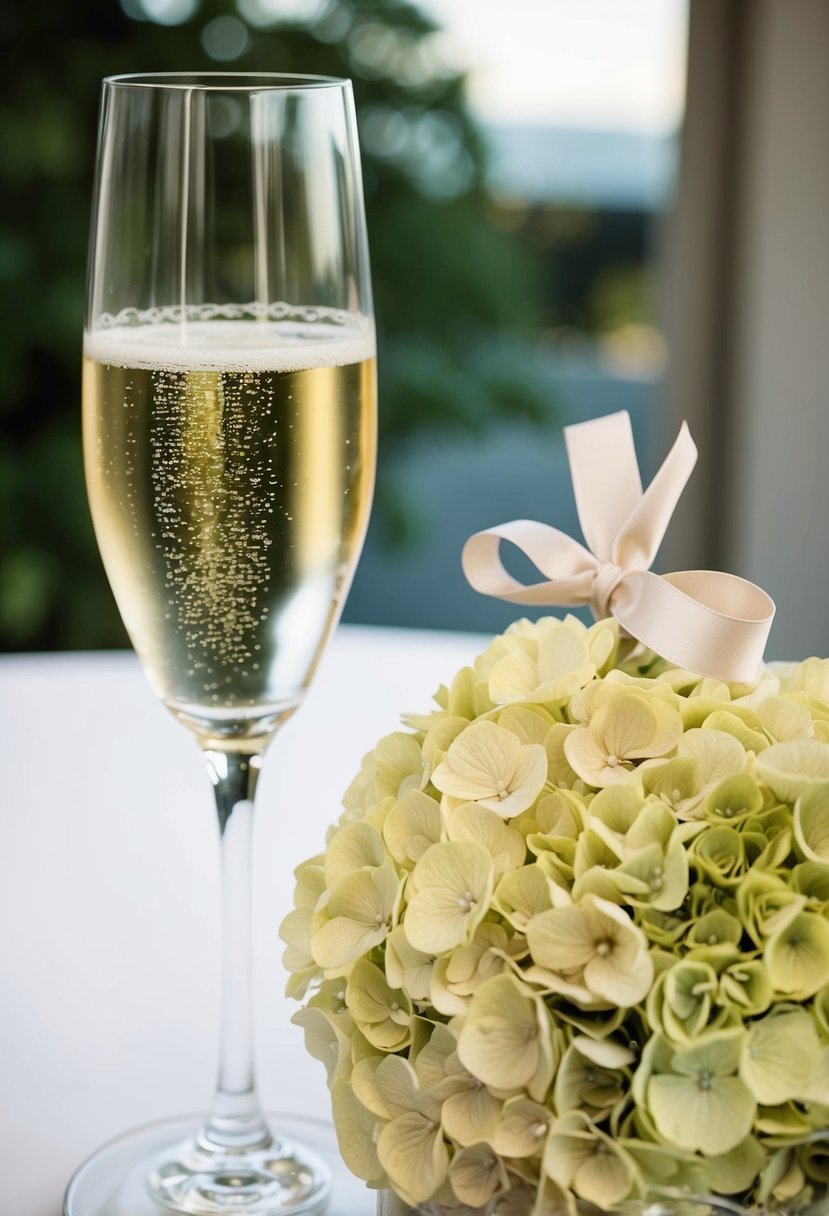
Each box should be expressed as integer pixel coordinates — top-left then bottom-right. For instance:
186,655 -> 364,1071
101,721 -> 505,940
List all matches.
461,411 -> 775,683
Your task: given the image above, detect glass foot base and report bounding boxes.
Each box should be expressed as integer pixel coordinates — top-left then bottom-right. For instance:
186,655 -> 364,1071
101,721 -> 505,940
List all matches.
64,1113 -> 373,1216
148,1123 -> 330,1213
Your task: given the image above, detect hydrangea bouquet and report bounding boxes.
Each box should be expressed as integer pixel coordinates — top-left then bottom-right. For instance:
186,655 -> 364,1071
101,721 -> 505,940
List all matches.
281,615 -> 829,1216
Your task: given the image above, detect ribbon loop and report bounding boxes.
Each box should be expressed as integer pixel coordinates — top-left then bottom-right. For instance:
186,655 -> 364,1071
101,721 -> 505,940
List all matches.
462,411 -> 775,683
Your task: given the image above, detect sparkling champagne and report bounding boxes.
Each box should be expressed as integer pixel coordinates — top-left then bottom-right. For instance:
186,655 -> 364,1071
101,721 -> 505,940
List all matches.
83,314 -> 376,748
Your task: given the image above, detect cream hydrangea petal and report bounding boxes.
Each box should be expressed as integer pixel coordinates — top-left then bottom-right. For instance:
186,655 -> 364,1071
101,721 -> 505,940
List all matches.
498,705 -> 555,746
489,650 -> 546,705
702,710 -> 768,754
346,959 -> 412,1052
449,1143 -> 509,1207
544,1113 -> 636,1208
739,1011 -> 819,1104
526,905 -> 597,973
475,624 -> 534,677
535,789 -> 586,837
790,657 -> 829,700
572,1147 -> 636,1209
377,1111 -> 449,1205
371,1054 -> 424,1118
440,1080 -> 502,1146
412,1023 -> 457,1089
758,696 -> 814,743
583,935 -> 653,1007
627,801 -> 681,851
292,859 -> 326,909
585,785 -> 644,857
280,905 -> 315,975
587,621 -> 618,672
641,756 -> 701,812
671,1028 -> 744,1078
341,752 -> 377,815
794,785 -> 829,862
384,926 -> 434,1001
445,664 -> 495,718
793,859 -> 829,902
432,721 -> 522,800
444,924 -> 509,991
430,924 -> 510,1016
678,728 -> 747,785
613,839 -> 689,913
291,1006 -> 352,1086
312,907 -> 388,972
594,695 -> 662,759
405,841 -> 494,954
565,728 -> 629,788
794,1043 -> 829,1104
430,957 -> 470,1018
595,693 -> 683,761
311,864 -> 400,972
554,1043 -> 626,1116
373,731 -> 427,800
351,1057 -> 396,1119
648,1073 -> 755,1155
493,865 -> 553,930
757,739 -> 829,801
700,1135 -> 767,1196
543,723 -> 583,791
477,743 -> 549,819
457,973 -> 552,1094
529,897 -> 652,1007
328,863 -> 399,925
421,716 -> 470,765
762,1151 -> 807,1204
538,623 -> 589,678
575,1036 -> 635,1068
324,821 -> 386,886
491,1097 -> 551,1157
383,790 -> 443,868
446,804 -> 526,877
331,1077 -> 385,1184
718,959 -> 772,1016
764,911 -> 829,997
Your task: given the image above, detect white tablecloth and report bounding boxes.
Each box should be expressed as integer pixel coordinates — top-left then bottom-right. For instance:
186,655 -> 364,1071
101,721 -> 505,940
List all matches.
0,625 -> 488,1215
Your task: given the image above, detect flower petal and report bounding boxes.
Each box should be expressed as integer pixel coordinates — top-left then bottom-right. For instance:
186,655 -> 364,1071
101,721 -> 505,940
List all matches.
648,1074 -> 755,1155
757,739 -> 829,801
457,973 -> 552,1094
405,841 -> 494,954
324,821 -> 386,886
432,720 -> 522,800
383,789 -> 443,868
739,1011 -> 819,1104
377,1111 -> 449,1205
446,803 -> 526,876
331,1078 -> 384,1184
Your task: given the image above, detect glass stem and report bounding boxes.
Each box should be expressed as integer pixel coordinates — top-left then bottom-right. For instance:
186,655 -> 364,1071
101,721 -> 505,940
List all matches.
200,748 -> 272,1154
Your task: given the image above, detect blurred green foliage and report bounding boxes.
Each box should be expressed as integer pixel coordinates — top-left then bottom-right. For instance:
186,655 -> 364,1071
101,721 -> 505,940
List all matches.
1,0 -> 548,650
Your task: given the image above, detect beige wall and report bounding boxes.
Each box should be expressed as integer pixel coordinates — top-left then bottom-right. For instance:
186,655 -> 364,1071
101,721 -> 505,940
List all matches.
665,0 -> 829,659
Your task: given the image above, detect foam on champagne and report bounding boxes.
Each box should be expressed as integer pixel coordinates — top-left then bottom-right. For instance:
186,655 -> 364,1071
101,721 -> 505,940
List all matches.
84,312 -> 376,373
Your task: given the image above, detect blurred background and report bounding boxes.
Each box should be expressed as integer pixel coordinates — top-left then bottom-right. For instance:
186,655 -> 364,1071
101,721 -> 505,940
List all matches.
3,0 -> 828,657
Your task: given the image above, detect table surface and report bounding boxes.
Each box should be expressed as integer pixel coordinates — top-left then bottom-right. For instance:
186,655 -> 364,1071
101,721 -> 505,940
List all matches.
0,624 -> 488,1216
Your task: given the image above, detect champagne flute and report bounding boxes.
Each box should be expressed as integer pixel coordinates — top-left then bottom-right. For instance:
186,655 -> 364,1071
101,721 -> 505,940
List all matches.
74,73 -> 375,1215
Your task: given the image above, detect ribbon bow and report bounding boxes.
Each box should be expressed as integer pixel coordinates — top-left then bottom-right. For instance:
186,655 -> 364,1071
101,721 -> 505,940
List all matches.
461,411 -> 775,683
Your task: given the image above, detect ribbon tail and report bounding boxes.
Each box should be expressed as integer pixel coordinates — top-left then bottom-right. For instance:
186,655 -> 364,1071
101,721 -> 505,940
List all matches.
564,411 -> 642,561
461,520 -> 599,607
613,420 -> 698,570
611,569 -> 776,683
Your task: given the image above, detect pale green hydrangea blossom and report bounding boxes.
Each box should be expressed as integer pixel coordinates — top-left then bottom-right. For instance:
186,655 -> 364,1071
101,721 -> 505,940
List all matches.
281,616 -> 829,1214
